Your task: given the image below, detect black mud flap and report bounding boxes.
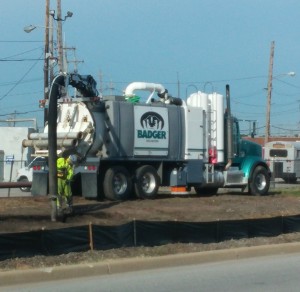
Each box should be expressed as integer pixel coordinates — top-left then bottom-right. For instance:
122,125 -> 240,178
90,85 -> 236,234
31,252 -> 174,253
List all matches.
81,173 -> 98,198
31,172 -> 48,196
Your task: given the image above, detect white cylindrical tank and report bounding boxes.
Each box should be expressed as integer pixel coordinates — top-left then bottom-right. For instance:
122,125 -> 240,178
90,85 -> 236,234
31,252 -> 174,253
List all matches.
43,101 -> 105,158
187,91 -> 224,163
187,91 -> 208,111
185,91 -> 209,161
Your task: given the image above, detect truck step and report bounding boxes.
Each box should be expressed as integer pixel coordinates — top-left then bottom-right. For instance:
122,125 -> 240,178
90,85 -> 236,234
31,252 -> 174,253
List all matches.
224,168 -> 245,185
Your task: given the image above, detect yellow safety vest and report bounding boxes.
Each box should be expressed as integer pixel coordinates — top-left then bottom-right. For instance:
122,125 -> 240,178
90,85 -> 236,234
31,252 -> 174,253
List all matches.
57,157 -> 73,180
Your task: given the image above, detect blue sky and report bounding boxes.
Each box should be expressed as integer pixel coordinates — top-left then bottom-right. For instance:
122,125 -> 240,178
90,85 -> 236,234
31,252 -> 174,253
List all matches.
1,0 -> 300,135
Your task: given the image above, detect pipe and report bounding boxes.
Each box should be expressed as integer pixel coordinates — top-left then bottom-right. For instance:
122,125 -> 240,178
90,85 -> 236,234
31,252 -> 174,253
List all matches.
28,132 -> 83,140
225,84 -> 233,170
167,97 -> 182,106
22,138 -> 77,148
0,181 -> 32,189
124,82 -> 166,97
48,74 -> 65,221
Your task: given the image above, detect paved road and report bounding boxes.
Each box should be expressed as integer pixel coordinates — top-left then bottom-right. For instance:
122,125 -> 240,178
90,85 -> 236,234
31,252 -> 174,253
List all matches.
2,252 -> 300,292
0,188 -> 31,198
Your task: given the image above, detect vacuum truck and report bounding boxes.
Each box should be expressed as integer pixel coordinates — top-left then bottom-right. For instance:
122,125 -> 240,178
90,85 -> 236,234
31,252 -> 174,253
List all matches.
23,73 -> 271,200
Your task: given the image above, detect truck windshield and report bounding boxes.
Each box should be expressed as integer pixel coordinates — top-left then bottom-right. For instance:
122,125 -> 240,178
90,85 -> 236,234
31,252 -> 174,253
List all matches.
270,149 -> 288,158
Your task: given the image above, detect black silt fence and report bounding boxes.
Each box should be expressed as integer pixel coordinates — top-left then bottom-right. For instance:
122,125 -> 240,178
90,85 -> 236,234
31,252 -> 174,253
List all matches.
1,215 -> 300,261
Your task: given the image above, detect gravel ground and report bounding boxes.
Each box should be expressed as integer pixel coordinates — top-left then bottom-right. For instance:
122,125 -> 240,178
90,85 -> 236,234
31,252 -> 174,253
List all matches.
1,232 -> 300,271
0,182 -> 300,272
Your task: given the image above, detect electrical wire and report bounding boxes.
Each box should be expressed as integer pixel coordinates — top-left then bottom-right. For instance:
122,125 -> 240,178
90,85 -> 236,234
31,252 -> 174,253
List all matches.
0,90 -> 42,97
273,78 -> 300,89
0,109 -> 43,117
272,125 -> 299,132
0,52 -> 43,102
0,59 -> 43,61
0,46 -> 43,60
0,78 -> 43,87
0,40 -> 42,43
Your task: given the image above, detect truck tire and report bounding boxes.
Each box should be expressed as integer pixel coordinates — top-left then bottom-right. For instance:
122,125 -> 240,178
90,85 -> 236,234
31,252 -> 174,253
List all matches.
19,177 -> 31,192
249,166 -> 270,196
103,166 -> 132,201
134,165 -> 160,199
194,187 -> 218,196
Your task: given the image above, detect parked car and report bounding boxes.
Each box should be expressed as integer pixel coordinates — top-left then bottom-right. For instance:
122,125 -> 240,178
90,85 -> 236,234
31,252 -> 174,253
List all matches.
16,157 -> 46,192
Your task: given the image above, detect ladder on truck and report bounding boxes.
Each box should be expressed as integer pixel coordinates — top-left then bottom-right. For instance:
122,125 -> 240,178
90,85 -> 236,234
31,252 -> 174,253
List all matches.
206,98 -> 217,184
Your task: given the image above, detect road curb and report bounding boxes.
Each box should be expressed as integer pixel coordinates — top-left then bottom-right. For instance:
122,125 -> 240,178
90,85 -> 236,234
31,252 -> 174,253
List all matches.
2,242 -> 300,286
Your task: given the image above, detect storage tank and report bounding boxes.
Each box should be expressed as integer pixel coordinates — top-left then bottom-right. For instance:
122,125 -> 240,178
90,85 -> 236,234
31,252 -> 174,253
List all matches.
187,91 -> 224,163
25,96 -> 186,161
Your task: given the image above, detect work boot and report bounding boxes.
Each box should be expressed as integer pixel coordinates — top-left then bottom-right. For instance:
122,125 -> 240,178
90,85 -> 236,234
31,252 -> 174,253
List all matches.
65,197 -> 73,214
56,196 -> 63,209
65,204 -> 73,215
57,206 -> 63,217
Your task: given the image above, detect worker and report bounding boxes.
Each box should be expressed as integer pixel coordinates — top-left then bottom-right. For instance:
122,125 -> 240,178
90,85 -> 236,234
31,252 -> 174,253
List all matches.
57,153 -> 76,214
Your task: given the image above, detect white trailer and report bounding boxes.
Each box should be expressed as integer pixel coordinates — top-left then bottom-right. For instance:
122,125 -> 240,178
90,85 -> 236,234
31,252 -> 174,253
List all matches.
264,141 -> 300,183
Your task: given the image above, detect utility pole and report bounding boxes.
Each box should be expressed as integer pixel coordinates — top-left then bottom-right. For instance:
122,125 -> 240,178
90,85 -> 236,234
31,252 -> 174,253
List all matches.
265,41 -> 275,145
56,0 -> 64,72
64,47 -> 84,73
49,14 -> 54,83
99,70 -> 103,96
177,72 -> 180,98
108,80 -> 115,95
43,0 -> 50,123
49,0 -> 72,75
243,119 -> 257,137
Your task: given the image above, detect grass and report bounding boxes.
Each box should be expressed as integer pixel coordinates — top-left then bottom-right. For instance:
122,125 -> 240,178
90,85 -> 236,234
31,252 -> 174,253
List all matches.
272,186 -> 300,197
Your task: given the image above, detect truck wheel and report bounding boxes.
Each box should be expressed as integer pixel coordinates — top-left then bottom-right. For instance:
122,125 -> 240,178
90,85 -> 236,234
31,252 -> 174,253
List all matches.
103,166 -> 132,201
19,177 -> 31,192
249,166 -> 270,196
134,165 -> 160,199
194,187 -> 218,196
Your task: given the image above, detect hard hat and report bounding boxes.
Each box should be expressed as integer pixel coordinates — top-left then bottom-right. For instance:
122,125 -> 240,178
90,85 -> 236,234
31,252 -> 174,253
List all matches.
68,155 -> 77,164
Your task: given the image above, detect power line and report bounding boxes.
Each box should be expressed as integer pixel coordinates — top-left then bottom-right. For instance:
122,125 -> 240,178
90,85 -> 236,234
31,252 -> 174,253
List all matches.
273,78 -> 300,89
0,109 -> 43,117
233,100 -> 264,107
0,47 -> 44,62
272,125 -> 299,132
0,40 -> 42,43
0,90 -> 43,97
0,52 -> 43,101
107,75 -> 268,86
0,59 -> 43,62
1,46 -> 43,60
0,78 -> 43,87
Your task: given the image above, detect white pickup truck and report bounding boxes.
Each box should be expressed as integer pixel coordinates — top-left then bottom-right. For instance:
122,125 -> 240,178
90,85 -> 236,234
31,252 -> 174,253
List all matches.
16,157 -> 46,192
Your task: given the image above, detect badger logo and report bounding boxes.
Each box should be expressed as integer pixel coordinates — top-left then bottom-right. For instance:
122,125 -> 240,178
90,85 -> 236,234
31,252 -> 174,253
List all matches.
140,112 -> 164,130
137,111 -> 167,140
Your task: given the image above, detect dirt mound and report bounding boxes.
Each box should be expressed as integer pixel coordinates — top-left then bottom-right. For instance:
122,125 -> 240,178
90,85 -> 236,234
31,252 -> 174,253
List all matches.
1,188 -> 300,233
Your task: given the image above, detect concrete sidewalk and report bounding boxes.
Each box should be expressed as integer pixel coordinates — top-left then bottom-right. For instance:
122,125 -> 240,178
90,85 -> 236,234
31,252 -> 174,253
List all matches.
1,242 -> 300,286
